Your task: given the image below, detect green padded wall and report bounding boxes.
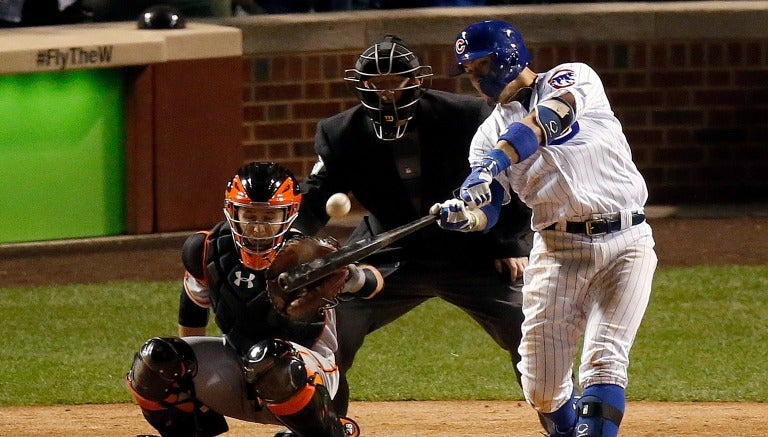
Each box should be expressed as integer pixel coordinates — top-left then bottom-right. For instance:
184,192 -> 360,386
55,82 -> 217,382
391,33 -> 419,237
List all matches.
0,69 -> 126,243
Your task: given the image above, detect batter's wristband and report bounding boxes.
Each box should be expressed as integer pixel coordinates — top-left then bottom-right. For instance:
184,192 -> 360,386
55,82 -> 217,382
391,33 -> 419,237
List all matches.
499,122 -> 539,162
480,148 -> 512,177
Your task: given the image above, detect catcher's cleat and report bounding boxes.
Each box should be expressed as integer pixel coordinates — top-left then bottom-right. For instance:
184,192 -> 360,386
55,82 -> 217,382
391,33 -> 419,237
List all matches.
272,418 -> 358,437
340,417 -> 360,437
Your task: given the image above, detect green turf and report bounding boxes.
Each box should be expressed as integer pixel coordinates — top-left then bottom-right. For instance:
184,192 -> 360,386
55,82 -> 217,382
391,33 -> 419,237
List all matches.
1,265 -> 766,406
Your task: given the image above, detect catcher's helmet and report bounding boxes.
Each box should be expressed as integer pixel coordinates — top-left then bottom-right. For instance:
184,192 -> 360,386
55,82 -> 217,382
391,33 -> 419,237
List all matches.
224,162 -> 301,271
344,35 -> 433,140
451,20 -> 531,101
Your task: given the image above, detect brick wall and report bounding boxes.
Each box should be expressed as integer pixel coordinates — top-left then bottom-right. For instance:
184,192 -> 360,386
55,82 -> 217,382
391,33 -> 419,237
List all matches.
229,3 -> 768,205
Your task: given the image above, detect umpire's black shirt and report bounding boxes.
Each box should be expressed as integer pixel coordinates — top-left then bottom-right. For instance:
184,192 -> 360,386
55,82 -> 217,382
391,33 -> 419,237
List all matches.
294,89 -> 532,263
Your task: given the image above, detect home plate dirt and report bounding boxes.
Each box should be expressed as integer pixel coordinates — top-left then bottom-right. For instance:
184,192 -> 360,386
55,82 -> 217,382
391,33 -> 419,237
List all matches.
1,401 -> 767,436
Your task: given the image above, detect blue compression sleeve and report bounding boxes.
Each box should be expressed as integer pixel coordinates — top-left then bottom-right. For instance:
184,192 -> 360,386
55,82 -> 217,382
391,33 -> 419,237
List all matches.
479,180 -> 504,230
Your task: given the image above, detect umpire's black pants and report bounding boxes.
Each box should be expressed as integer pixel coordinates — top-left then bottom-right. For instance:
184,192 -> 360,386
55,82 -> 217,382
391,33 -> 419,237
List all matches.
331,256 -> 525,414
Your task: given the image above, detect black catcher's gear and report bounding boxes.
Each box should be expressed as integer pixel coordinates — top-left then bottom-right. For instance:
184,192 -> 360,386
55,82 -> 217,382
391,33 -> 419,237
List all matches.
128,337 -> 197,403
244,339 -> 357,437
344,35 -> 432,140
224,162 -> 302,271
266,236 -> 350,322
183,221 -> 326,355
127,337 -> 229,437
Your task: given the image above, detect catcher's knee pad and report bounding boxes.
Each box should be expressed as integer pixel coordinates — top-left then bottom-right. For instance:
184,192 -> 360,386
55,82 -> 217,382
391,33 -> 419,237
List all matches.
127,337 -> 198,410
244,339 -> 354,436
243,338 -> 310,404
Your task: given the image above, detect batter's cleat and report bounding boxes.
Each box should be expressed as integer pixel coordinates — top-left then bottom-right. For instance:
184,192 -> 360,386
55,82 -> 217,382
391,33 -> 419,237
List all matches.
340,417 -> 360,437
274,429 -> 294,437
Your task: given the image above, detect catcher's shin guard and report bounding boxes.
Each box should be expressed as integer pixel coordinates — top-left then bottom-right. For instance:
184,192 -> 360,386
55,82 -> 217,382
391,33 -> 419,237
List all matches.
244,339 -> 356,436
127,337 -> 228,437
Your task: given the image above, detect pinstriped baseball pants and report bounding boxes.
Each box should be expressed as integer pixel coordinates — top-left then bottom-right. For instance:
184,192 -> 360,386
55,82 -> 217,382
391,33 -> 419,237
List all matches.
517,222 -> 657,413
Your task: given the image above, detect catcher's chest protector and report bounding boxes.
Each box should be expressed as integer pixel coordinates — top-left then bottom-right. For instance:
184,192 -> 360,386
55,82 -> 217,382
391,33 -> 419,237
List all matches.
204,223 -> 324,352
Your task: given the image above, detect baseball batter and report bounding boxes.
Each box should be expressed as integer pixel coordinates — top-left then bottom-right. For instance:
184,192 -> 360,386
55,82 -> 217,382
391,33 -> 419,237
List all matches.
433,20 -> 658,437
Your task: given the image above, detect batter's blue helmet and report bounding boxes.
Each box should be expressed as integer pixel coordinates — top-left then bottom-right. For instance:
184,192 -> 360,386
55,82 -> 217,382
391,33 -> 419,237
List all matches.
451,20 -> 531,100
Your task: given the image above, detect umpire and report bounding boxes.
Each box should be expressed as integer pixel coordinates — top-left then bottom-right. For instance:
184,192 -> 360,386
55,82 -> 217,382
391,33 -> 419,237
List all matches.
292,35 -> 532,427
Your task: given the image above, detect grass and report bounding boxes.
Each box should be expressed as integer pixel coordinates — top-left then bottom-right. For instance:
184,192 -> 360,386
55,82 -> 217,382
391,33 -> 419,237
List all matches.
1,265 -> 766,406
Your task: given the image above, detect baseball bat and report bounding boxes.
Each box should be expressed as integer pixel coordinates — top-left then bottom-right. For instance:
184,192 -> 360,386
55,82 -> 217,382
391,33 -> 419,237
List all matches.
275,213 -> 437,293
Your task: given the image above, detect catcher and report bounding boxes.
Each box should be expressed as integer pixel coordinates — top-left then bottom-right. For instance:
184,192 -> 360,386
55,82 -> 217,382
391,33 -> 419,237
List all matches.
126,162 -> 382,437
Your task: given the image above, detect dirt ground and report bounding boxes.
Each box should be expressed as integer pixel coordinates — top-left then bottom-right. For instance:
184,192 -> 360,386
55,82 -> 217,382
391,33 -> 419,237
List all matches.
2,214 -> 767,436
2,400 -> 767,436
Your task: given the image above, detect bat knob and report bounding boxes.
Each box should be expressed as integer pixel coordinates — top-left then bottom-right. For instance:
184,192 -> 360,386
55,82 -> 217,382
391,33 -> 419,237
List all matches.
277,272 -> 290,291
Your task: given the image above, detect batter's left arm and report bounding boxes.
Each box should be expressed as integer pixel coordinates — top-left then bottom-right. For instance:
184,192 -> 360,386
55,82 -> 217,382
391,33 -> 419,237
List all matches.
460,92 -> 577,208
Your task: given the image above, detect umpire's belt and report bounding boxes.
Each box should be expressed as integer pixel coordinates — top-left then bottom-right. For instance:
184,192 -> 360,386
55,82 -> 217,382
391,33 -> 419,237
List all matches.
544,212 -> 645,236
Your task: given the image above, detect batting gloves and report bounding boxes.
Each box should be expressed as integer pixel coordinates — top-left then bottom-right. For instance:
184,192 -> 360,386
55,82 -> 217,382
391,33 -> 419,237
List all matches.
430,199 -> 483,232
460,148 -> 511,208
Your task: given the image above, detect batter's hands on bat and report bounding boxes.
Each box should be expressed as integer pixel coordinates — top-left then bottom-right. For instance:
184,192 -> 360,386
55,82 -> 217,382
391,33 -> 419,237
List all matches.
459,167 -> 493,208
430,199 -> 483,232
495,257 -> 528,282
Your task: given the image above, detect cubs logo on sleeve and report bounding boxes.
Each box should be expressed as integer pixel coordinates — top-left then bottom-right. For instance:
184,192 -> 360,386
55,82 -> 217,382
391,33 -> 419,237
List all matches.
548,69 -> 576,89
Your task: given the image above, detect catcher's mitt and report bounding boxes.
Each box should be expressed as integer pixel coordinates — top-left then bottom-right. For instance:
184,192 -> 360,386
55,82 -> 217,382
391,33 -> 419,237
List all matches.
265,236 -> 349,322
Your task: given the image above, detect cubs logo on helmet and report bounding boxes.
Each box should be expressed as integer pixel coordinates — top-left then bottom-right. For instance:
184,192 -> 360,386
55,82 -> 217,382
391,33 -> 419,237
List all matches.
455,38 -> 467,56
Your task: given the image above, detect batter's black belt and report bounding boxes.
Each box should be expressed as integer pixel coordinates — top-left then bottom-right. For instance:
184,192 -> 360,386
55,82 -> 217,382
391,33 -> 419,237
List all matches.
544,212 -> 646,236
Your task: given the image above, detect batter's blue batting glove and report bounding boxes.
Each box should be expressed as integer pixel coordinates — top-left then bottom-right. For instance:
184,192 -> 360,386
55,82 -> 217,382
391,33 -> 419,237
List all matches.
460,149 -> 511,208
459,167 -> 493,208
430,199 -> 480,232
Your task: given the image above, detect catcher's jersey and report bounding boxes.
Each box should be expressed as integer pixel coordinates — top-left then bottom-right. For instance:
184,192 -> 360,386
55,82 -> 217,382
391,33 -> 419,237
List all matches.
470,62 -> 649,229
180,221 -> 337,359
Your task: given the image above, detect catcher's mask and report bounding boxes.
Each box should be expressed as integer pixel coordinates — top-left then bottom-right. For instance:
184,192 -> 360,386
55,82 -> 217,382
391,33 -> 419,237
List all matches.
224,162 -> 301,271
450,20 -> 531,102
344,35 -> 433,140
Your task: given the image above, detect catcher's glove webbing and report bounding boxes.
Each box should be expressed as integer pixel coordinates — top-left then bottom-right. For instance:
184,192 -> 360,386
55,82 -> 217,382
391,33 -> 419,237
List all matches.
266,237 -> 349,322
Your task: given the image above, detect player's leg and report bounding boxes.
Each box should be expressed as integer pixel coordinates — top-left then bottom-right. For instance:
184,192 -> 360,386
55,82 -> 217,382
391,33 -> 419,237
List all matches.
126,336 -> 230,436
576,225 -> 657,436
244,338 -> 359,437
517,232 -> 592,435
183,336 -> 277,424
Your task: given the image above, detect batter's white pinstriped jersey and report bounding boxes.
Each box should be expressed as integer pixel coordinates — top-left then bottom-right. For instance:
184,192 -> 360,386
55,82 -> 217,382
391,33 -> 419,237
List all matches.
469,62 -> 648,230
467,62 -> 658,415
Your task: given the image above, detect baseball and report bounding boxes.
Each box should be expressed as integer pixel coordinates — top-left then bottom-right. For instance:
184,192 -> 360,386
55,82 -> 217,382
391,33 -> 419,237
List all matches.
326,193 -> 351,218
